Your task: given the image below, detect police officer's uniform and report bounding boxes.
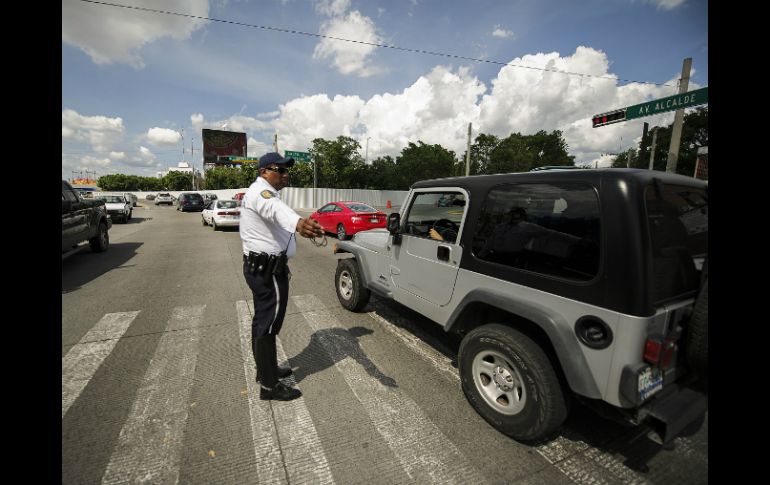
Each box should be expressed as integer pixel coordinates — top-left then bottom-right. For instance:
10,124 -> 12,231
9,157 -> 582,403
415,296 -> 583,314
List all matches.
240,168 -> 302,400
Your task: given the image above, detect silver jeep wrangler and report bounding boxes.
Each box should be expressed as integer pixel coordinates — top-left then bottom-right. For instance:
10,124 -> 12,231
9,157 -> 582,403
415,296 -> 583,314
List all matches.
333,169 -> 707,444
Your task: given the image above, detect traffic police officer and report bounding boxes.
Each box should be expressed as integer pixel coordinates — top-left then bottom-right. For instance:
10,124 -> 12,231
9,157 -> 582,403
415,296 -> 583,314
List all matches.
240,152 -> 325,401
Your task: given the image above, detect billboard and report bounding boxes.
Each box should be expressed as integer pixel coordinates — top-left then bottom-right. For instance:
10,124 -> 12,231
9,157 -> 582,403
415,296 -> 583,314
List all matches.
202,129 -> 247,163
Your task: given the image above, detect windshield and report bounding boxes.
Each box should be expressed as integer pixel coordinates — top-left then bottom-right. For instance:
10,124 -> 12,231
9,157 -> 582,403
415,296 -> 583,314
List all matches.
217,201 -> 238,209
98,196 -> 125,203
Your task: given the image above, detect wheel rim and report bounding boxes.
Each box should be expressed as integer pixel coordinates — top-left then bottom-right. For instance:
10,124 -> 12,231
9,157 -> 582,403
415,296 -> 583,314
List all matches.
471,349 -> 526,415
338,270 -> 353,300
337,225 -> 346,239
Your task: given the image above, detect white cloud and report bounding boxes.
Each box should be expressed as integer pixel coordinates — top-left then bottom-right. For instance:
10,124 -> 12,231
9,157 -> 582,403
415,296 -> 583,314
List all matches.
109,151 -> 127,160
313,10 -> 385,77
315,0 -> 351,17
147,127 -> 182,145
646,0 -> 686,10
248,137 -> 273,157
492,25 -> 514,38
62,0 -> 210,68
62,108 -> 124,153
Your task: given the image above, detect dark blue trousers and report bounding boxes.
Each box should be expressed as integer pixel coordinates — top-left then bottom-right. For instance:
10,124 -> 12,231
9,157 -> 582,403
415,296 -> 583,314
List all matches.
243,261 -> 290,337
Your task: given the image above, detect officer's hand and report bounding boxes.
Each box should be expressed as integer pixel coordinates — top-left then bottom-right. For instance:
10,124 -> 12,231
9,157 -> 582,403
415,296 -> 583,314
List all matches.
297,217 -> 325,238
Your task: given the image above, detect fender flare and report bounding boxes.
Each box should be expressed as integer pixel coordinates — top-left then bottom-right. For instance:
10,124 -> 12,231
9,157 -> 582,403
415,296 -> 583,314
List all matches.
445,288 -> 602,399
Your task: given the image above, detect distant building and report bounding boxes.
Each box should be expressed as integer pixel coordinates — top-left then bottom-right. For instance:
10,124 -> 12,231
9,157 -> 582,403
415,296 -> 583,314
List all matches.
158,161 -> 195,178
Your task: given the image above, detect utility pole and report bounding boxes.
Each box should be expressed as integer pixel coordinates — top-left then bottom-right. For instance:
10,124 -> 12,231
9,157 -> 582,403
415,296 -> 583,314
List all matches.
666,57 -> 692,173
365,136 -> 371,163
190,138 -> 196,190
465,122 -> 472,176
638,122 -> 650,169
274,134 -> 279,153
649,128 -> 659,170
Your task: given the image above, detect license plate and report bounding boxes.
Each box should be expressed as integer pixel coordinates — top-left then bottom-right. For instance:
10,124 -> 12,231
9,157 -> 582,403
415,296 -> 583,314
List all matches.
370,218 -> 379,223
638,367 -> 663,401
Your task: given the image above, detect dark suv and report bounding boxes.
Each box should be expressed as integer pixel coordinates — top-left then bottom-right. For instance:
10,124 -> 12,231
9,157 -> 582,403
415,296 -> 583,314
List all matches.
333,169 -> 707,445
176,193 -> 205,212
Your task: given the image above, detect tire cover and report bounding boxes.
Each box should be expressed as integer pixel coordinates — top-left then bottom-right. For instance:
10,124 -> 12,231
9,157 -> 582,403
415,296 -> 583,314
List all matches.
685,278 -> 708,378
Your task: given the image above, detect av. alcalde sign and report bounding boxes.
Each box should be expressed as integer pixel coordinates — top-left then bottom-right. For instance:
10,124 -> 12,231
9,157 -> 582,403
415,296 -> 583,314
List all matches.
626,86 -> 708,120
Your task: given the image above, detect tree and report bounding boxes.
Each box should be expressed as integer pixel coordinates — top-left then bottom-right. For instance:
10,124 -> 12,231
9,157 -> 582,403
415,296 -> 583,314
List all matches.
368,156 -> 398,189
633,106 -> 708,174
163,171 -> 192,191
309,136 -> 363,189
394,141 -> 457,189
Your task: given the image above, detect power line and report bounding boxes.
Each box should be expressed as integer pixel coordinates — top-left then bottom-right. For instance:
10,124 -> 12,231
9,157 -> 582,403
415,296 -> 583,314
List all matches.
78,0 -> 676,87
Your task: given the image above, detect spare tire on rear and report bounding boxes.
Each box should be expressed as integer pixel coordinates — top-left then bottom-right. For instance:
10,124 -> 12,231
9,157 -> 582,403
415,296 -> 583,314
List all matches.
685,277 -> 707,381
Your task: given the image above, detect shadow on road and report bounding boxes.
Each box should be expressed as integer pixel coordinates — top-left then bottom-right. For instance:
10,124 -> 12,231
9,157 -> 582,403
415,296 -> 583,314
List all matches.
289,326 -> 397,388
61,242 -> 143,294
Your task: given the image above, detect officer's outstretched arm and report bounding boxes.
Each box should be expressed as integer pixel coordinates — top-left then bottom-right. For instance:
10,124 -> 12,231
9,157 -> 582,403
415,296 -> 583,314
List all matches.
296,217 -> 324,238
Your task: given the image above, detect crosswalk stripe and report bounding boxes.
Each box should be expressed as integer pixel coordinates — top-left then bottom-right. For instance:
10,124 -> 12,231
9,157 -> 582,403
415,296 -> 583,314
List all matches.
293,294 -> 487,485
237,300 -> 334,485
100,305 -> 205,485
62,311 -> 139,419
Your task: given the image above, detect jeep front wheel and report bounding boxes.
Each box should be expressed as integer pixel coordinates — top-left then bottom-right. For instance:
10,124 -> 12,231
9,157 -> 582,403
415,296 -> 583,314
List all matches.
335,258 -> 370,311
458,324 -> 568,442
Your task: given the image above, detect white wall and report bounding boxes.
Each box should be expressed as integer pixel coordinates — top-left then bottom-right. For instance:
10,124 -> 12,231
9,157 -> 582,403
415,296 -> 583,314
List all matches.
128,187 -> 409,210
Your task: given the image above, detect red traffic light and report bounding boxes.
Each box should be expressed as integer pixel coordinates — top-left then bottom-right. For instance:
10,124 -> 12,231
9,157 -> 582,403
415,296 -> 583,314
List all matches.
592,109 -> 627,128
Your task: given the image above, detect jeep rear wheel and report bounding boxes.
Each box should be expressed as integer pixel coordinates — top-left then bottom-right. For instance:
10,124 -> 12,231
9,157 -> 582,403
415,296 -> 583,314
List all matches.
335,258 -> 370,311
685,277 -> 708,381
458,324 -> 568,442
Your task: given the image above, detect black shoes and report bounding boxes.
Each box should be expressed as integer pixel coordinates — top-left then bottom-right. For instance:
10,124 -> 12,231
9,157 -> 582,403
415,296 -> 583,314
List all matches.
255,334 -> 301,401
260,381 -> 302,401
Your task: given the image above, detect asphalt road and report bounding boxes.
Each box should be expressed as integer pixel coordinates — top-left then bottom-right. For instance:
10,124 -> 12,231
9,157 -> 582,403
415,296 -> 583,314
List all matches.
62,202 -> 708,485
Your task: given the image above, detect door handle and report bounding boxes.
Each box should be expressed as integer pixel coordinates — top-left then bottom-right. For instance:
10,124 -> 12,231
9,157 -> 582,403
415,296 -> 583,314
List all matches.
437,245 -> 450,261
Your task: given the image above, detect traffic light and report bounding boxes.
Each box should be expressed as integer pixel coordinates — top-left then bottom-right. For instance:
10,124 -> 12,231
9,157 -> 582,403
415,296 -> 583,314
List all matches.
592,109 -> 627,128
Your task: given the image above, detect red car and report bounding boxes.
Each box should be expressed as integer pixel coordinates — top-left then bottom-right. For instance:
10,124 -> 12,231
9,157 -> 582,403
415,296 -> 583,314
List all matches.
310,201 -> 387,240
233,192 -> 246,201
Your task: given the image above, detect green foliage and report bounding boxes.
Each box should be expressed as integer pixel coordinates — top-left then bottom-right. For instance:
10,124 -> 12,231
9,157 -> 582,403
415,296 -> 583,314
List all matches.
98,174 -> 163,191
163,171 -> 193,191
309,136 -> 366,189
394,141 -> 457,189
623,106 -> 708,175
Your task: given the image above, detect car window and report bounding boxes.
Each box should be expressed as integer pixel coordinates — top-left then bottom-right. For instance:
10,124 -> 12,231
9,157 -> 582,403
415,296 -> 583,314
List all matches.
645,183 -> 707,303
218,201 -> 237,209
318,204 -> 335,213
403,191 -> 466,243
100,196 -> 126,203
472,183 -> 600,281
345,203 -> 376,212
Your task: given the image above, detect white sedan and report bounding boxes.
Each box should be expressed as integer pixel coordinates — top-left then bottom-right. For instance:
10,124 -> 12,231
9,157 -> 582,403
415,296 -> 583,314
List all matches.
202,199 -> 241,230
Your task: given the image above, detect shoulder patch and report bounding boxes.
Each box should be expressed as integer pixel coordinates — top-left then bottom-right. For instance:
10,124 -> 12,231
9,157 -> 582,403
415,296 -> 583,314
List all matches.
260,190 -> 275,199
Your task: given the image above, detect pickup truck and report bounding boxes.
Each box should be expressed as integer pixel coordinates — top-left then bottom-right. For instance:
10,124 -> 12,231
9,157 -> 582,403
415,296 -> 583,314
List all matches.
333,169 -> 708,445
62,180 -> 112,253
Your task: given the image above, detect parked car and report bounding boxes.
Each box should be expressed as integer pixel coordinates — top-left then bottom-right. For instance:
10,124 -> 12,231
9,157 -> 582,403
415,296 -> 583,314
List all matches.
202,193 -> 218,203
177,192 -> 205,212
62,180 -> 111,253
95,193 -> 132,223
201,199 -> 241,230
233,192 -> 246,202
332,169 -> 708,446
310,201 -> 387,240
155,193 -> 174,205
145,194 -> 156,200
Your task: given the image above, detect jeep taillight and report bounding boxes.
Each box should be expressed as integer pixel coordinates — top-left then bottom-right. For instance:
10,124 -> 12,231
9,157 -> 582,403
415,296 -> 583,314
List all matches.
643,332 -> 680,371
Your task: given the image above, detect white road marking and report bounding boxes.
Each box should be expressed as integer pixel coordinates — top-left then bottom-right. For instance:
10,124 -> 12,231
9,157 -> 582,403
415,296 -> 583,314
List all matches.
100,305 -> 205,485
238,300 -> 334,485
62,311 -> 139,418
294,294 -> 486,485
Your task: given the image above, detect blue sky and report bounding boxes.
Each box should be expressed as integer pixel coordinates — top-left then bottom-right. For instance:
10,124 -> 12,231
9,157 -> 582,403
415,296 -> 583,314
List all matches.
62,0 -> 708,179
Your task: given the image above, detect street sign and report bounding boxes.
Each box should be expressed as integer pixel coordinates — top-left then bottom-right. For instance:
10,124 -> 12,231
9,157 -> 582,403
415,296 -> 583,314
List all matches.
284,150 -> 311,162
591,86 -> 708,128
626,86 -> 708,120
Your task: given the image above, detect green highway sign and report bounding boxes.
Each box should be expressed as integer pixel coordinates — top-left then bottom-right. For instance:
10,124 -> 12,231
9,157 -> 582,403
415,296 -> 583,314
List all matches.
284,150 -> 311,162
626,86 -> 708,120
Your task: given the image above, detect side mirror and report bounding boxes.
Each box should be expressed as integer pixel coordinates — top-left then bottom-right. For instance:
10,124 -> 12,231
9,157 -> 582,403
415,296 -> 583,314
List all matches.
387,212 -> 402,245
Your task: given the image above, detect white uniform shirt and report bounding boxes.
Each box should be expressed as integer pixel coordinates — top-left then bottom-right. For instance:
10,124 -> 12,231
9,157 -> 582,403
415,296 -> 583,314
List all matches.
240,177 -> 301,258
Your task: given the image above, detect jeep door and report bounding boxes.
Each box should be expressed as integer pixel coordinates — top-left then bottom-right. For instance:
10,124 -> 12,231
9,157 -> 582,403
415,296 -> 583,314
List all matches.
389,189 -> 468,306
